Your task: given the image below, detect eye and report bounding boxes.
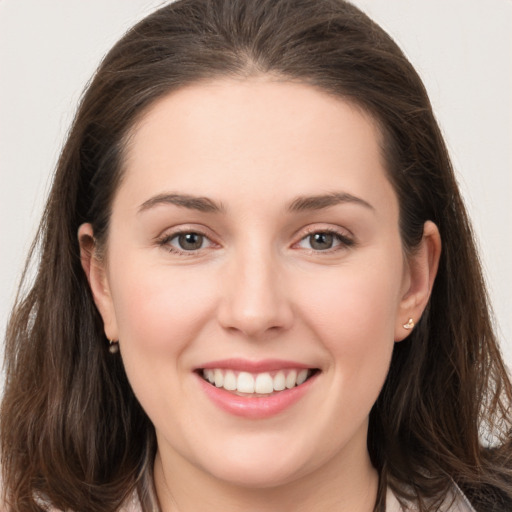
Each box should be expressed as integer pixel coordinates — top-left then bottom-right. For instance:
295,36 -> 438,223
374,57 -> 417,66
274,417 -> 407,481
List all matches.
158,231 -> 214,253
173,232 -> 206,250
296,230 -> 353,252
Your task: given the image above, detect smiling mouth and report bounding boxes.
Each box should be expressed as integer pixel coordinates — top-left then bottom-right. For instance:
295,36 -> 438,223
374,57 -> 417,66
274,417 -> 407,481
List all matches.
196,368 -> 320,396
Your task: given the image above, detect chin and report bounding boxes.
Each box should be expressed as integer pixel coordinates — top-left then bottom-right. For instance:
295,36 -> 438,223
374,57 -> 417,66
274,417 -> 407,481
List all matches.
207,460 -> 308,490
194,438 -> 315,489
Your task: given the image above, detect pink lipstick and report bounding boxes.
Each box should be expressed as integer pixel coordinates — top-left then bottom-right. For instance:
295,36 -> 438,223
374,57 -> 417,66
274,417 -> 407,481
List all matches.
194,359 -> 320,419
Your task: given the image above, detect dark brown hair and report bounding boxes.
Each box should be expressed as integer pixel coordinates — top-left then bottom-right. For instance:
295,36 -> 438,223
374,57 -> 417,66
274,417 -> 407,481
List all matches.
2,1 -> 511,511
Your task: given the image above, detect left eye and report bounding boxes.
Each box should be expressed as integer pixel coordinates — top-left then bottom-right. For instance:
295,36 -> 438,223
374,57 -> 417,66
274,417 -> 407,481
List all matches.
297,232 -> 348,251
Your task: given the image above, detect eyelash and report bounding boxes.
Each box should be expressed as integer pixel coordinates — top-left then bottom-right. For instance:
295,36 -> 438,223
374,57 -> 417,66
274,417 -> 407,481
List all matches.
156,227 -> 355,256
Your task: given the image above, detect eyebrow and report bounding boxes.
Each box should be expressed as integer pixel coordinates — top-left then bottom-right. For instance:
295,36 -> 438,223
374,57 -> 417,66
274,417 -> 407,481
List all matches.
287,192 -> 375,212
138,193 -> 225,214
137,191 -> 374,215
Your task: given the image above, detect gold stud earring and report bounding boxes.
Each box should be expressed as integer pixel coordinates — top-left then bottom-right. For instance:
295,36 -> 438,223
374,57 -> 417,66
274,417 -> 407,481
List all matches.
109,339 -> 119,354
403,318 -> 415,330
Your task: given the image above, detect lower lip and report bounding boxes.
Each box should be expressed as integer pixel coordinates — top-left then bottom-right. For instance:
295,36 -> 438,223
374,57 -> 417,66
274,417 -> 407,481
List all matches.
195,371 -> 319,419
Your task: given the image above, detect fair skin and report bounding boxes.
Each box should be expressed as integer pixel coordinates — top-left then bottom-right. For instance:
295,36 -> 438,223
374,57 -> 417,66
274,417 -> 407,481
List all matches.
79,78 -> 440,512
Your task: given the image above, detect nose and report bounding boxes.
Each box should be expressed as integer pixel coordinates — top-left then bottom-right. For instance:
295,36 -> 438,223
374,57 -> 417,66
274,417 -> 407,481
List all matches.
216,246 -> 294,339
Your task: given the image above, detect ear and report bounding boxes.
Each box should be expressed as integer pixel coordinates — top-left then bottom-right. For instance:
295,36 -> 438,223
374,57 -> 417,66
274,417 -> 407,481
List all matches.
395,221 -> 441,341
78,223 -> 119,341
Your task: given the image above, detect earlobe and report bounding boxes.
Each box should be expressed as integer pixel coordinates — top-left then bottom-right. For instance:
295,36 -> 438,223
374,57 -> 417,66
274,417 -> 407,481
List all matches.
395,221 -> 441,341
77,223 -> 119,341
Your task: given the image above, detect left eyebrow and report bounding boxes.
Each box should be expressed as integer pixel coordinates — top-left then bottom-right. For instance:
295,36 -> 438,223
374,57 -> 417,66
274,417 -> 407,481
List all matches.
287,192 -> 375,213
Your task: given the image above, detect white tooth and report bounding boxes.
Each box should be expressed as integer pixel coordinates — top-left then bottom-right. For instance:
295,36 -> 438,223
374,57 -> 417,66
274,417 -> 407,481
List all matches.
214,369 -> 224,387
297,369 -> 308,385
237,372 -> 255,393
205,369 -> 215,383
223,370 -> 237,391
273,371 -> 286,391
285,369 -> 297,389
255,373 -> 274,394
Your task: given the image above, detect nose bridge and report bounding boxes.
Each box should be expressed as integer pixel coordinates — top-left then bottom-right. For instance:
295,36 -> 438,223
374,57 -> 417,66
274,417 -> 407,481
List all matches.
217,237 -> 292,337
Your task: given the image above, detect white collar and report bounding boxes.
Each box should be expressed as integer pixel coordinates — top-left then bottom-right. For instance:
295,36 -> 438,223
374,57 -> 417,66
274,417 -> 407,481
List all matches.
385,485 -> 476,512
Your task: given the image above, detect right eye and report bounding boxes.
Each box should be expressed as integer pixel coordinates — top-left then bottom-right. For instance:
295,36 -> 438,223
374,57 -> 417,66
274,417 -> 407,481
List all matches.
158,231 -> 214,254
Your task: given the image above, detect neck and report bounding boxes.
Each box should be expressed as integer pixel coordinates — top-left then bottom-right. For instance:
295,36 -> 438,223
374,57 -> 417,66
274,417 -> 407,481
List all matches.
153,433 -> 378,512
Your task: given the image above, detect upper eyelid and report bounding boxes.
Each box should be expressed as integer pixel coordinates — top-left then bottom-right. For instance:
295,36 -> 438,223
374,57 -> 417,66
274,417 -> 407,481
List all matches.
155,224 -> 216,241
300,226 -> 350,235
293,224 -> 354,241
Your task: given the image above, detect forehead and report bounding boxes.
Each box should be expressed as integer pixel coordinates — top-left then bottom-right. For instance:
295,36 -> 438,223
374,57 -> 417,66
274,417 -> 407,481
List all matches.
118,78 -> 396,215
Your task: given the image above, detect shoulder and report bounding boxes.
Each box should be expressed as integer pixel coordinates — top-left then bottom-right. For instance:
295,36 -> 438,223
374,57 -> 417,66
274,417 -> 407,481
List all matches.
386,485 -> 476,512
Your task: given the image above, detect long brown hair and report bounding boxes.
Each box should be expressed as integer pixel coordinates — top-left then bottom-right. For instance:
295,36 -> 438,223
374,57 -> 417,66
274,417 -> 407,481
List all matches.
2,1 -> 511,511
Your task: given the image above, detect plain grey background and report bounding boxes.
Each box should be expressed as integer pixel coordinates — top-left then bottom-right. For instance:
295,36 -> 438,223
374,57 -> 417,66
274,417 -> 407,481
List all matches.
1,0 -> 511,373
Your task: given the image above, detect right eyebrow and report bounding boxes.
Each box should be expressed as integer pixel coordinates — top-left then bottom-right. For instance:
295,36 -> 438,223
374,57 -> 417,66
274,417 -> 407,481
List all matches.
137,193 -> 225,214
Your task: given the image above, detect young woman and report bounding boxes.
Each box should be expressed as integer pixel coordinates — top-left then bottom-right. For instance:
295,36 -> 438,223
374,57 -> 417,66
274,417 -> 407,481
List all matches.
2,1 -> 511,511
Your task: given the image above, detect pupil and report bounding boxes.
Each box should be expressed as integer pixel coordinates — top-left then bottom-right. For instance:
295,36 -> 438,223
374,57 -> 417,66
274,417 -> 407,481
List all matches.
310,233 -> 333,250
179,233 -> 203,250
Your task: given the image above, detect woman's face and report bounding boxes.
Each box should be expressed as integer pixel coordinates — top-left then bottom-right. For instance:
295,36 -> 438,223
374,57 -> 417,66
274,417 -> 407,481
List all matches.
83,78 -> 434,490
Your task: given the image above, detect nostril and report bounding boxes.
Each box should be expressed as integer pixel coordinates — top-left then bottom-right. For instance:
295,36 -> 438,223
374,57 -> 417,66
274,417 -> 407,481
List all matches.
216,277 -> 294,337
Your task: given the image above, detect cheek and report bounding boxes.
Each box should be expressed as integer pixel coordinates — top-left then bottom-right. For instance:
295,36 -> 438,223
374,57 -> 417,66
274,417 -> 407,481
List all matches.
109,261 -> 218,354
304,269 -> 401,348
296,248 -> 404,389
107,261 -> 221,423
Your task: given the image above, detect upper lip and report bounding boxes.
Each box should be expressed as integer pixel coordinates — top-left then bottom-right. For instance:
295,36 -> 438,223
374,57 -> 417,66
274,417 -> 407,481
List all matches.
196,358 -> 316,373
